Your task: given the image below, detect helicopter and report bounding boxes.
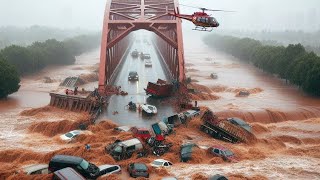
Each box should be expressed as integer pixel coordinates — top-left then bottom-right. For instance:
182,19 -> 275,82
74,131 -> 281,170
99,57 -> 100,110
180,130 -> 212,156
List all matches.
168,4 -> 234,32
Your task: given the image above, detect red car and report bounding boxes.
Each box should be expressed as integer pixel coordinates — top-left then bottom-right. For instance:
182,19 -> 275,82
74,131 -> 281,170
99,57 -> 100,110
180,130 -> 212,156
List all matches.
208,145 -> 236,162
130,127 -> 151,141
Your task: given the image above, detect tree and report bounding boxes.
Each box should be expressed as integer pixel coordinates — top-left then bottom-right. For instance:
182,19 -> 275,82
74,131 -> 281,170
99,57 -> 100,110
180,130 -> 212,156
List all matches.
0,58 -> 20,99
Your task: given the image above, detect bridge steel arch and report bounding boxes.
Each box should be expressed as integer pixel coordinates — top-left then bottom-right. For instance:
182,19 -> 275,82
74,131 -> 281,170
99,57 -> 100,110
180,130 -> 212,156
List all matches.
98,0 -> 185,93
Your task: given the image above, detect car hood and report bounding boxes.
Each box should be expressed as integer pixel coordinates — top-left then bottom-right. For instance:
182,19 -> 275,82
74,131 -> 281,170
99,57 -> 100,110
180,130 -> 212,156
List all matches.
59,135 -> 71,141
98,165 -> 113,170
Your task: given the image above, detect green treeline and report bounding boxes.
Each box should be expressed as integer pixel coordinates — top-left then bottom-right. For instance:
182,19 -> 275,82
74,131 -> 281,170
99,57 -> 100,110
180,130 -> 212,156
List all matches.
203,35 -> 320,96
0,34 -> 100,75
0,33 -> 100,99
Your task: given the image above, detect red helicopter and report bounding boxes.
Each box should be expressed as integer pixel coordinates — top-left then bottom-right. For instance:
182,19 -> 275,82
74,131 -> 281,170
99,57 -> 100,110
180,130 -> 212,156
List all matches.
168,4 -> 234,32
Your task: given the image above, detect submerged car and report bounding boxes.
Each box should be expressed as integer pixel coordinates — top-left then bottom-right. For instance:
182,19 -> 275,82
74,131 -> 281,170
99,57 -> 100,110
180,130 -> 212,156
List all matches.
128,71 -> 139,81
49,155 -> 117,179
208,146 -> 236,162
60,130 -> 83,142
182,110 -> 200,120
238,90 -> 250,96
141,104 -> 157,115
19,164 -> 49,175
180,143 -> 195,162
227,117 -> 252,132
210,73 -> 218,79
209,174 -> 228,180
128,163 -> 149,178
49,155 -> 100,179
98,164 -> 121,177
150,159 -> 173,168
114,126 -> 132,132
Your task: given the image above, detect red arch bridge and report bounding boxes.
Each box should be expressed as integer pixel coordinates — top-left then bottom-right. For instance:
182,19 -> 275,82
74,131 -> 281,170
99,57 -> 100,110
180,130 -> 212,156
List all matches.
98,0 -> 186,93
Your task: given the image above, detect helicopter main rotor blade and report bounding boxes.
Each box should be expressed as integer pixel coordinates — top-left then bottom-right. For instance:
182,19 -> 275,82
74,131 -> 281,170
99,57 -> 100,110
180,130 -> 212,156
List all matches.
179,4 -> 202,9
179,4 -> 235,12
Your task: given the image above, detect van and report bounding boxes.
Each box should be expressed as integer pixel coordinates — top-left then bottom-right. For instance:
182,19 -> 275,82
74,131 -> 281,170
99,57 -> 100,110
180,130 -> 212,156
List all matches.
106,138 -> 143,161
53,167 -> 85,180
49,155 -> 100,179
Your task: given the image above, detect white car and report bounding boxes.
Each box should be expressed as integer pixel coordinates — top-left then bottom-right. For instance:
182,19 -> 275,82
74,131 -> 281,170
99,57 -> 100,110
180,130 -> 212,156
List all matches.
99,164 -> 121,177
114,126 -> 132,132
145,60 -> 152,67
141,104 -> 157,115
150,159 -> 173,168
19,164 -> 50,175
60,130 -> 83,141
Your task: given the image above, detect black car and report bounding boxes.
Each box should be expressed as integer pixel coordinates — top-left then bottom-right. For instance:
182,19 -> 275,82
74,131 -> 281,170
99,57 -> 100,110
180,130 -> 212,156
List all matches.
131,50 -> 139,58
128,71 -> 139,81
127,163 -> 149,178
209,174 -> 228,180
180,143 -> 195,162
227,117 -> 252,132
49,155 -> 100,179
141,53 -> 151,60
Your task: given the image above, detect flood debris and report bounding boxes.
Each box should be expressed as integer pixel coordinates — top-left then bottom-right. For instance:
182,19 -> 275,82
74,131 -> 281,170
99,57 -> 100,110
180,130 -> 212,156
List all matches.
145,79 -> 175,98
210,73 -> 218,79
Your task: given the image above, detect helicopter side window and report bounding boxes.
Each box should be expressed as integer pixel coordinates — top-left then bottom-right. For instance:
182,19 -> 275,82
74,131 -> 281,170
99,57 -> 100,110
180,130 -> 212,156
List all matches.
197,17 -> 207,23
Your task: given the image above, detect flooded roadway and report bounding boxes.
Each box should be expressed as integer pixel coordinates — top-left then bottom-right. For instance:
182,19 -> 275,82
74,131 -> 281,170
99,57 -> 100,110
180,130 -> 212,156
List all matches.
97,31 -> 175,127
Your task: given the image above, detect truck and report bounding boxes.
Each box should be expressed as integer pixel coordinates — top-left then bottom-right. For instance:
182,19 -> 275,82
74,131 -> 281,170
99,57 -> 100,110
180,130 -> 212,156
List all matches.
144,79 -> 173,98
200,110 -> 256,143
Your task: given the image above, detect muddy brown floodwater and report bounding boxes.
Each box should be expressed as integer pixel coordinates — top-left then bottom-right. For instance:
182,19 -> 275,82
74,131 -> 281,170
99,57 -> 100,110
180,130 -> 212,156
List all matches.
0,35 -> 320,180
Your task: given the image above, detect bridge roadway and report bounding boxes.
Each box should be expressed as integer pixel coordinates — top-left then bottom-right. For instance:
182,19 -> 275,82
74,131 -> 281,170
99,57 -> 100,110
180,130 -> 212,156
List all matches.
97,32 -> 175,127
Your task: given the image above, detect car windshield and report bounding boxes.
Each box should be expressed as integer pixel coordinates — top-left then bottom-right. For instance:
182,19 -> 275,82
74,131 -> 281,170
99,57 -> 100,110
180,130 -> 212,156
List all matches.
65,133 -> 74,138
80,160 -> 89,170
233,118 -> 247,125
148,106 -> 154,110
114,146 -> 122,153
152,161 -> 163,166
224,150 -> 234,157
129,72 -> 137,76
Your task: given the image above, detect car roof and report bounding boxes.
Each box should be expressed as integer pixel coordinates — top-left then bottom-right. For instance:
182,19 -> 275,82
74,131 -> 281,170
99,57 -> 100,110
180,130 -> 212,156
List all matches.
133,163 -> 147,169
135,127 -> 149,131
23,164 -> 48,173
51,155 -> 83,164
120,138 -> 141,147
181,143 -> 195,147
162,177 -> 178,180
153,159 -> 169,163
69,130 -> 82,134
229,118 -> 248,125
115,126 -> 131,131
54,167 -> 85,180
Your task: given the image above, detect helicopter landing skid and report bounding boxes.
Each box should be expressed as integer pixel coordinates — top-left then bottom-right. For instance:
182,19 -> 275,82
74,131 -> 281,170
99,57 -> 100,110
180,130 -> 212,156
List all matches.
192,26 -> 213,32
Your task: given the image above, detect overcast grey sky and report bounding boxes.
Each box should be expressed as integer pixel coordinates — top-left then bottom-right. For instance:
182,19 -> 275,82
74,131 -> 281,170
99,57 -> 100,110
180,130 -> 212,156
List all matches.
0,0 -> 319,31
